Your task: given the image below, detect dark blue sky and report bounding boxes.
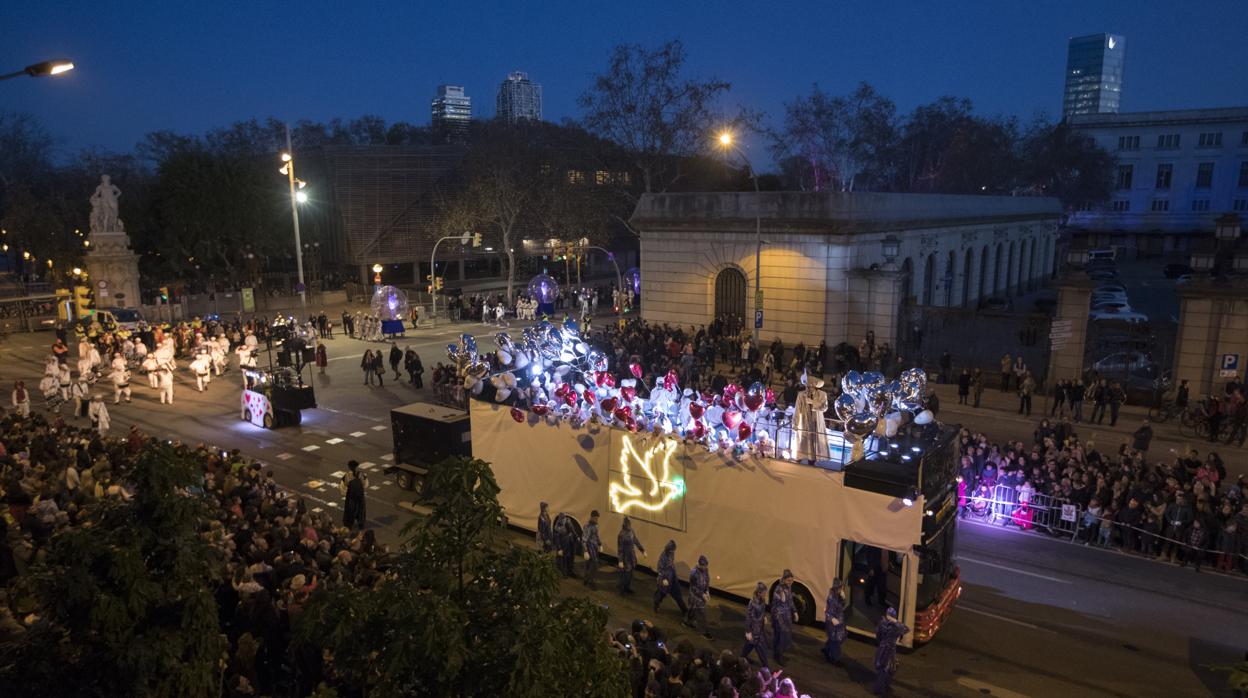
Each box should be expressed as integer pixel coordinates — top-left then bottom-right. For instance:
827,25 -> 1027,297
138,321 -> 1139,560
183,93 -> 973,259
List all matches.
6,0 -> 1248,162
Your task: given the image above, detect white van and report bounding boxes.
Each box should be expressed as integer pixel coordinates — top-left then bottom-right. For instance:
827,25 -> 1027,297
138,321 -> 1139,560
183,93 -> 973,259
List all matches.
1088,248 -> 1116,262
97,307 -> 145,331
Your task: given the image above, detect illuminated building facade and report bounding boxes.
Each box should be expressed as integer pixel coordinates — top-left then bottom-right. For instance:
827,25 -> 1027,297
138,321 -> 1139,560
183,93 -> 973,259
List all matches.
1063,33 -> 1126,120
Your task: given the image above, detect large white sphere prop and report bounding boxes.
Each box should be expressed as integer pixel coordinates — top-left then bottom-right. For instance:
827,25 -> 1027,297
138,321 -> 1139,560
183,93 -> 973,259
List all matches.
527,273 -> 560,305
371,285 -> 409,321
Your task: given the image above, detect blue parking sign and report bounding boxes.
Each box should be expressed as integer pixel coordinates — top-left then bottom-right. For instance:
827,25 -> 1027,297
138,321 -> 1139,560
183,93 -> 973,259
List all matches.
754,310 -> 763,329
1220,353 -> 1239,377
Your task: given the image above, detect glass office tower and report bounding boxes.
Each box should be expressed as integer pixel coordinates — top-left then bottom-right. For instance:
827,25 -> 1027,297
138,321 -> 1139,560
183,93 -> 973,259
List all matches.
1063,33 -> 1125,120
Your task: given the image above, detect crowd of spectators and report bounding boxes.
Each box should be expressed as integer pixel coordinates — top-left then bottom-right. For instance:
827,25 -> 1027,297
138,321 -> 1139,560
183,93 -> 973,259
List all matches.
0,411 -> 392,696
956,419 -> 1248,573
609,617 -> 811,698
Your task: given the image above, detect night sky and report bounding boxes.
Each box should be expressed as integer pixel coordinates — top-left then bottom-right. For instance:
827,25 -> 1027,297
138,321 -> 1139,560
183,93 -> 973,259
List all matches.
6,0 -> 1248,162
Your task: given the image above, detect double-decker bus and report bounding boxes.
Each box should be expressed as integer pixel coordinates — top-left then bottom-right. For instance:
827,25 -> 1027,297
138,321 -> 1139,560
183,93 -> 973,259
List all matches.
465,400 -> 961,646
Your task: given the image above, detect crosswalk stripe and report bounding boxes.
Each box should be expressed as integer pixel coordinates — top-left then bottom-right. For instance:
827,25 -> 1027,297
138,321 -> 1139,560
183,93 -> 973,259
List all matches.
330,471 -> 345,479
370,425 -> 387,431
350,431 -> 366,437
301,444 -> 320,452
276,452 -> 294,461
381,454 -> 394,461
326,437 -> 344,445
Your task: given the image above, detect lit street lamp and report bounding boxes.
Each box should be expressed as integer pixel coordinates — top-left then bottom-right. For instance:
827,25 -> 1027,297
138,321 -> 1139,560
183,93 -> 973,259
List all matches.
715,130 -> 763,347
278,123 -> 310,313
0,59 -> 74,82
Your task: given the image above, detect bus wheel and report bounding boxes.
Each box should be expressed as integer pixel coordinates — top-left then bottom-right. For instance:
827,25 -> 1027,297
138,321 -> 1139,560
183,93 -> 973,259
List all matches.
291,410 -> 302,426
396,471 -> 414,491
263,412 -> 274,430
241,408 -> 249,422
791,583 -> 817,626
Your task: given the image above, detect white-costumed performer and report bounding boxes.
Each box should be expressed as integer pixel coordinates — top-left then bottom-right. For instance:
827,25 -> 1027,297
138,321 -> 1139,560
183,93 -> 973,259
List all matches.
792,372 -> 830,463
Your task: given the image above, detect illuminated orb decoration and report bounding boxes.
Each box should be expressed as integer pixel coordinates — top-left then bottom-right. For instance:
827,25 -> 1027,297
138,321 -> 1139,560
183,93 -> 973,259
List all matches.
624,267 -> 641,296
527,273 -> 560,305
370,285 -> 409,321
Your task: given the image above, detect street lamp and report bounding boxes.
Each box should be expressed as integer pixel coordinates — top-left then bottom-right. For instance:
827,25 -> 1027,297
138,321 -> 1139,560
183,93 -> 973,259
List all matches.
715,130 -> 763,347
372,263 -> 383,286
278,123 -> 309,314
881,235 -> 901,268
0,59 -> 74,82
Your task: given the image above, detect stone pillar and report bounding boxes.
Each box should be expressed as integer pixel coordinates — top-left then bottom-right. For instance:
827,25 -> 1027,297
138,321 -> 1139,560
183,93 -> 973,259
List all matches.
84,231 -> 141,308
1045,278 -> 1094,385
1174,278 -> 1248,396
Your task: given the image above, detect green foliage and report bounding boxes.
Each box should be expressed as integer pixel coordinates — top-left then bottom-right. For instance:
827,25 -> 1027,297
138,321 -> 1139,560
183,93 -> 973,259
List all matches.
0,444 -> 225,697
296,456 -> 628,698
1206,660 -> 1248,694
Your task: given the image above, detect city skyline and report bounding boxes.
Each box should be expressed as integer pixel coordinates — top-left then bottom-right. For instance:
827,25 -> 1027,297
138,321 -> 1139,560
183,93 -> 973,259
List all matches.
5,1 -> 1248,160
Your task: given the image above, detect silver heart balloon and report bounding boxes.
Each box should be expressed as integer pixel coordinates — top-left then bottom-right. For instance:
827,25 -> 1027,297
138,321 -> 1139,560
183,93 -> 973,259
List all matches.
834,393 -> 858,422
844,413 -> 878,440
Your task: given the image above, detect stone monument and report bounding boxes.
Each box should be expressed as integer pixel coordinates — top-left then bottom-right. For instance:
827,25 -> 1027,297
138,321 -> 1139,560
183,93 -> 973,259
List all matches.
84,175 -> 141,308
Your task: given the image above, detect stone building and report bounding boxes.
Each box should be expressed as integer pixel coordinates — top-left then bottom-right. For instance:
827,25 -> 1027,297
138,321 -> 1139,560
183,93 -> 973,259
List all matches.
630,191 -> 1062,348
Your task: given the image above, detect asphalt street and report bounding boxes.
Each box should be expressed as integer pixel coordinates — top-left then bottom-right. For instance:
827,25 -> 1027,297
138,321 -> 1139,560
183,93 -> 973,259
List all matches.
3,323 -> 1245,697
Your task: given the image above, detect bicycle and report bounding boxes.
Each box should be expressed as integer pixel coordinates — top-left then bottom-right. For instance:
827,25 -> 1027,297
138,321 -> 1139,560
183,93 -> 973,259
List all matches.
1148,399 -> 1185,423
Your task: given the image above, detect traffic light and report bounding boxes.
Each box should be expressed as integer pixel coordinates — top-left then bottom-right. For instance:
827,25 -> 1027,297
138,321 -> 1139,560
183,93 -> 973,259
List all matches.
56,288 -> 72,321
159,286 -> 169,303
434,276 -> 444,290
73,285 -> 93,318
471,232 -> 482,248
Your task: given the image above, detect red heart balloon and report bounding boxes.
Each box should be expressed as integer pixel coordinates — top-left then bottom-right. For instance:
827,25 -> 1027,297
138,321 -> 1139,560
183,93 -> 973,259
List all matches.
629,362 -> 642,379
594,371 -> 608,387
722,410 -> 743,430
621,386 -> 637,403
765,388 -> 776,405
664,370 -> 680,391
583,390 -> 596,405
531,404 -> 549,416
603,373 -> 616,388
701,391 -> 717,406
510,407 -> 525,423
693,422 -> 706,439
738,422 -> 752,441
723,384 -> 740,402
613,407 -> 630,422
744,394 -> 764,412
688,402 -> 705,419
601,397 -> 618,414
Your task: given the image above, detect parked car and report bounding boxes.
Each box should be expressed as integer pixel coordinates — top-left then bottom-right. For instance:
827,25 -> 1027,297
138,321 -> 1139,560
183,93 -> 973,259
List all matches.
1088,248 -> 1116,262
1092,351 -> 1156,375
979,296 -> 1011,311
1091,309 -> 1149,323
1175,274 -> 1193,285
1091,292 -> 1129,305
1094,284 -> 1127,295
1091,301 -> 1132,313
1164,263 -> 1194,279
1087,269 -> 1119,281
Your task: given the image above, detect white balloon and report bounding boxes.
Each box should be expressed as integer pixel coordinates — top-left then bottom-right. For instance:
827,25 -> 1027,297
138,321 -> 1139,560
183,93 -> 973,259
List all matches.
914,409 -> 934,425
495,387 -> 511,402
884,411 -> 903,437
513,353 -> 530,370
470,380 -> 484,395
503,372 -> 517,388
497,350 -> 512,366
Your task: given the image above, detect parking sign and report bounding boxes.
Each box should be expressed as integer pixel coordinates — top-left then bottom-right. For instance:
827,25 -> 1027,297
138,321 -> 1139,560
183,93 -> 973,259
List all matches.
1220,353 -> 1239,378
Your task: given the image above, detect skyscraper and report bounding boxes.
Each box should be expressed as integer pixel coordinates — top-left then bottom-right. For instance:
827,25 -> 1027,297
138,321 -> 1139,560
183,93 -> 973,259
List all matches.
496,71 -> 542,123
1063,33 -> 1126,120
431,85 -> 471,143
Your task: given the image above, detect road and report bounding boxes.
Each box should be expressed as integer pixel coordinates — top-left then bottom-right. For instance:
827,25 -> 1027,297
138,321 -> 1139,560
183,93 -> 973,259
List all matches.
4,323 -> 1245,697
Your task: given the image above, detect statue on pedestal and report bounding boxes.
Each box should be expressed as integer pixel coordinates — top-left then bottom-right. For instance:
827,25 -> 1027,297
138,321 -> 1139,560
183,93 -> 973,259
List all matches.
90,175 -> 123,234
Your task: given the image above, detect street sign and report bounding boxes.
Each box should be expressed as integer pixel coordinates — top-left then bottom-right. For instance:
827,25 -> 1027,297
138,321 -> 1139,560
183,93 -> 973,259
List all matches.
1220,353 -> 1240,378
295,282 -> 306,294
755,290 -> 764,308
241,287 -> 255,313
1061,504 -> 1078,523
754,310 -> 763,329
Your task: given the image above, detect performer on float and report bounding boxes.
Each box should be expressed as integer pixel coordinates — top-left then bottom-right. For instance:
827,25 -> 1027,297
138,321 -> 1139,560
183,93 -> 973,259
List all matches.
792,371 -> 830,463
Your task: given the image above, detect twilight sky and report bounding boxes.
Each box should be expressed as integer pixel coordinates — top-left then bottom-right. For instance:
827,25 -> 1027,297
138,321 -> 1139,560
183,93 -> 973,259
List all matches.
6,0 -> 1248,162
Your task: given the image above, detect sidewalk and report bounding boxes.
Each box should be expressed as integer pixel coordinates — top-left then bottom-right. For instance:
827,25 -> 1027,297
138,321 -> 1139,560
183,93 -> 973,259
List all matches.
925,379 -> 1248,480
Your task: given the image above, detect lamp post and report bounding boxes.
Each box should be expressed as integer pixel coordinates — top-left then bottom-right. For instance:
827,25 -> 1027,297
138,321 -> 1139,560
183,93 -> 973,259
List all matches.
716,131 -> 762,347
0,59 -> 74,82
279,123 -> 309,315
428,231 -> 481,328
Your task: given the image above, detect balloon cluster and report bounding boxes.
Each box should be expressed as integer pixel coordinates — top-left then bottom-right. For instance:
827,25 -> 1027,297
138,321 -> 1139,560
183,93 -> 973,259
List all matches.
832,368 -> 932,446
446,333 -> 490,396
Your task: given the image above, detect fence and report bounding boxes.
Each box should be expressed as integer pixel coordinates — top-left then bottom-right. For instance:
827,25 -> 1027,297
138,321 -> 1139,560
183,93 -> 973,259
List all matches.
964,483 -> 1248,569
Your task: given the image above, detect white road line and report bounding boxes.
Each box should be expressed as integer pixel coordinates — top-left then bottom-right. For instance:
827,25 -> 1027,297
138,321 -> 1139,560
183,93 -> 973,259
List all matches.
311,507 -> 323,513
380,454 -> 394,461
325,437 -> 344,445
383,480 -> 393,486
369,485 -> 379,490
275,453 -> 294,460
330,471 -> 345,479
350,431 -> 366,437
959,605 -> 1054,633
960,556 -> 1072,584
301,444 -> 320,452
359,461 -> 374,468
370,425 -> 387,431
956,677 -> 1032,698
326,501 -> 338,508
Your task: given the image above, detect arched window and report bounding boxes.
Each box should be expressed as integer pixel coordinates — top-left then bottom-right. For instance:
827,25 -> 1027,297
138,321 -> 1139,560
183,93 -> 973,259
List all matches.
979,246 -> 990,300
923,253 -> 936,306
962,248 -> 974,308
944,251 -> 956,307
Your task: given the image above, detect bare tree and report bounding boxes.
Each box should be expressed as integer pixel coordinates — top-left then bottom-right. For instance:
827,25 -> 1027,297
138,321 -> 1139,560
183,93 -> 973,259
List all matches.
579,40 -> 734,231
771,82 -> 896,192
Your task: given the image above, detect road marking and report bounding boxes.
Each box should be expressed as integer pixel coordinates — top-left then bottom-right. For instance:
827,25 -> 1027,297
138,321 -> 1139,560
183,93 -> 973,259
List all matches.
369,485 -> 380,490
960,556 -> 1072,584
327,501 -> 338,508
350,431 -> 366,437
301,444 -> 320,452
381,454 -> 394,461
330,471 -> 345,479
371,425 -> 387,431
956,676 -> 1033,698
312,507 -> 323,513
959,605 -> 1053,633
325,437 -> 344,445
316,488 -> 326,493
359,461 -> 375,468
383,480 -> 392,486
275,452 -> 294,461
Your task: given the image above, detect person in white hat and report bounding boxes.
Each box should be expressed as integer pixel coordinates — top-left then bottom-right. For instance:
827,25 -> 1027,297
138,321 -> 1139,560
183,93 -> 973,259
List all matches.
88,395 -> 110,436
